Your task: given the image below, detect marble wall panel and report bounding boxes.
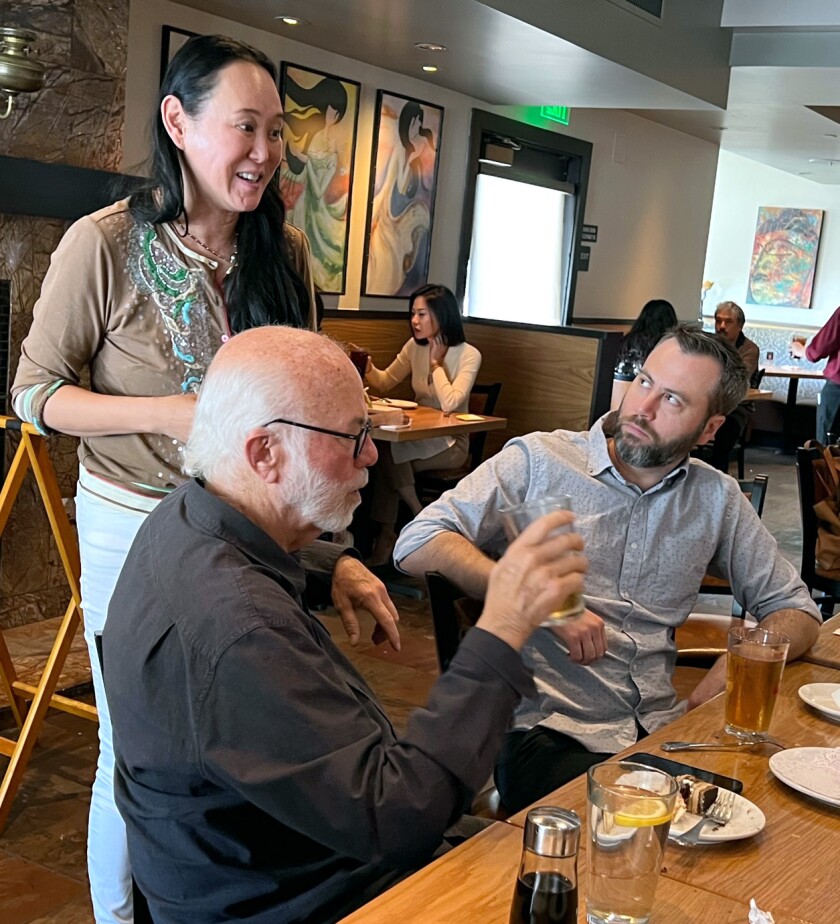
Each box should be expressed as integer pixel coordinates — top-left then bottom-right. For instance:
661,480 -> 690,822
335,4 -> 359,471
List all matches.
0,215 -> 79,630
0,0 -> 127,171
0,0 -> 127,629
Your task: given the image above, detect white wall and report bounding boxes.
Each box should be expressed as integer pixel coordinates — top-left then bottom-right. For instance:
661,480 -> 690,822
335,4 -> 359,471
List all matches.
704,149 -> 839,329
126,0 -> 720,318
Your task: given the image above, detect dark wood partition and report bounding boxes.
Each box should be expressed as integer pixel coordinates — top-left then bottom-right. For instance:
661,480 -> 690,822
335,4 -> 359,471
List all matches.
322,312 -> 620,457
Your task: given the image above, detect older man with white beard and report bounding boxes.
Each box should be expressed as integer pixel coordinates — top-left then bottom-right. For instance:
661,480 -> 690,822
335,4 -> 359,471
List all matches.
396,325 -> 821,813
102,325 -> 587,923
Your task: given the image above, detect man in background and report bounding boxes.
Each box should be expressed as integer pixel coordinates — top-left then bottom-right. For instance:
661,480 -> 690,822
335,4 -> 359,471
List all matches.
710,300 -> 760,472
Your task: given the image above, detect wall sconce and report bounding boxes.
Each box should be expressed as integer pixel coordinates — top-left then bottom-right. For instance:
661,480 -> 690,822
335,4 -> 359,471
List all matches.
0,28 -> 46,120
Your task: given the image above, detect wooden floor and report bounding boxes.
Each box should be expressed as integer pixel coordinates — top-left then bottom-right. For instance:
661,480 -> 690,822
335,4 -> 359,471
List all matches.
0,448 -> 805,923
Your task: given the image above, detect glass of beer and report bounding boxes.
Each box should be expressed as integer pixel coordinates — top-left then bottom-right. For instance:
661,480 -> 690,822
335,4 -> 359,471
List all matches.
724,625 -> 790,742
499,495 -> 585,620
586,761 -> 678,924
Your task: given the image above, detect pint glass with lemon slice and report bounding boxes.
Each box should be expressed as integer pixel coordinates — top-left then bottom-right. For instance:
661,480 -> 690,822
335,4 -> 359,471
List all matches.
586,762 -> 678,924
499,495 -> 585,621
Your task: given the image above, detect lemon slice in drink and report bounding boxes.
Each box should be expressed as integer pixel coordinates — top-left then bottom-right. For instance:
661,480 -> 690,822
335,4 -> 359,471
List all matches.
613,798 -> 673,827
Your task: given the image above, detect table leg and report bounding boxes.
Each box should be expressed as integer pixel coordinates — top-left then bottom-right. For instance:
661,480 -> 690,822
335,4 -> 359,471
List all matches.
783,377 -> 800,453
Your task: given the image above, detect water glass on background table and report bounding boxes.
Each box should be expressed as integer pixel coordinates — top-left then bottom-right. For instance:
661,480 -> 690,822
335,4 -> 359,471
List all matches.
725,625 -> 790,742
499,495 -> 585,620
586,762 -> 678,924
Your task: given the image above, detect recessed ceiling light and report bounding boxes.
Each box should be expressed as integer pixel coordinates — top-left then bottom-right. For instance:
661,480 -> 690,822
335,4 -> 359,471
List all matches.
422,65 -> 438,73
414,42 -> 447,52
275,16 -> 308,25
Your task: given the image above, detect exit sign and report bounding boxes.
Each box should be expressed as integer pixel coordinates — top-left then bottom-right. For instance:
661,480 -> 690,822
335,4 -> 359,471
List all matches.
541,106 -> 570,125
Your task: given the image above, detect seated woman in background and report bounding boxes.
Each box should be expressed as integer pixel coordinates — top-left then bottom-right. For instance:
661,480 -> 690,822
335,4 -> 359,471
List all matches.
610,298 -> 677,410
362,284 -> 481,565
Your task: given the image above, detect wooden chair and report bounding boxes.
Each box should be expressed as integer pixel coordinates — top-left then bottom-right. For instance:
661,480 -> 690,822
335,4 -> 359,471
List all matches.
416,382 -> 502,504
796,445 -> 840,617
0,418 -> 96,833
676,473 -> 769,665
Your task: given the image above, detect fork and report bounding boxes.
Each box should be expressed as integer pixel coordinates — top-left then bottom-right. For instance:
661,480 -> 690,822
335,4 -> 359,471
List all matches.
671,789 -> 736,846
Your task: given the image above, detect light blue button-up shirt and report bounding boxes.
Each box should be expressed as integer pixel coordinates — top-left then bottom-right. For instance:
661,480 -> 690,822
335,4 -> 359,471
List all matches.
395,415 -> 821,753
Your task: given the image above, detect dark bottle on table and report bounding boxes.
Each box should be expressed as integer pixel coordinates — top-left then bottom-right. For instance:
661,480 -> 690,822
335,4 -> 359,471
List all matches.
509,806 -> 580,924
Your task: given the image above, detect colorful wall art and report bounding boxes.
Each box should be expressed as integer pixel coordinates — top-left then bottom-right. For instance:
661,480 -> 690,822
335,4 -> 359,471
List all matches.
279,63 -> 360,294
362,91 -> 444,297
746,206 -> 824,308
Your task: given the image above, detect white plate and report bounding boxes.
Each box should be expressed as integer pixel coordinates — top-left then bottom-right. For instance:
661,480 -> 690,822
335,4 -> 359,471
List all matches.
370,398 -> 418,410
769,747 -> 840,807
798,683 -> 840,720
668,792 -> 765,844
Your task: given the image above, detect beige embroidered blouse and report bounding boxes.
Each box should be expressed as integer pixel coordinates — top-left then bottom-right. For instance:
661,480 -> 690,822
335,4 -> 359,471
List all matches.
12,198 -> 315,496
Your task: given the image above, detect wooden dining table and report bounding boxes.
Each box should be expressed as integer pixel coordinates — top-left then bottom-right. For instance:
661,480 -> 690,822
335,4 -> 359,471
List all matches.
370,404 -> 507,442
803,612 -> 840,669
342,660 -> 837,923
503,660 -> 840,924
338,818 -> 810,923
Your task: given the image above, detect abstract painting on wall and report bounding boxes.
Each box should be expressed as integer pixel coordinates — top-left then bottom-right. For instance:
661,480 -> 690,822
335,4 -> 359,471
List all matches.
362,91 -> 444,297
279,63 -> 360,294
746,206 -> 824,308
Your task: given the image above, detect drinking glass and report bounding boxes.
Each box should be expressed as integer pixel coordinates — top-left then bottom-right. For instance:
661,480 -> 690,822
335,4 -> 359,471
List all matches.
349,349 -> 369,379
790,335 -> 807,361
499,495 -> 585,620
724,625 -> 790,742
586,761 -> 678,924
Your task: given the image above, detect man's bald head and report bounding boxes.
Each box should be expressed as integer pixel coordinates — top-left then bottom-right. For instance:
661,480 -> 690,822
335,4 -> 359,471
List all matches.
184,326 -> 361,484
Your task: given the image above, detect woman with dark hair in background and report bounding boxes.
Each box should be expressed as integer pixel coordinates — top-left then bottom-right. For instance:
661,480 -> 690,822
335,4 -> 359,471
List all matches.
610,299 -> 678,410
357,284 -> 481,564
281,74 -> 351,290
12,34 -> 314,922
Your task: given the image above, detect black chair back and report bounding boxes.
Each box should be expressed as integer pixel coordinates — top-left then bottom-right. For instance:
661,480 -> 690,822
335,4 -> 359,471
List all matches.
425,571 -> 483,671
466,382 -> 502,469
796,446 -> 840,616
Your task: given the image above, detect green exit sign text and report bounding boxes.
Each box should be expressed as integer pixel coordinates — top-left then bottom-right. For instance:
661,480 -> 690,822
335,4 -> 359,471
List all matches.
541,106 -> 570,125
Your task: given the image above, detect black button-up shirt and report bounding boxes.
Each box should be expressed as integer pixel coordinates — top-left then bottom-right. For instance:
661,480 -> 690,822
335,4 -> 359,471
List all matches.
103,480 -> 533,923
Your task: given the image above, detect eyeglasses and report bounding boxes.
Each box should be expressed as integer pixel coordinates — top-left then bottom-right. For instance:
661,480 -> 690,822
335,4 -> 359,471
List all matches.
263,417 -> 372,459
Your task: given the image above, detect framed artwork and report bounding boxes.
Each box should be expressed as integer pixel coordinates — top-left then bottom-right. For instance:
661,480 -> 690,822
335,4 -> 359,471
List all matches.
279,63 -> 360,295
361,90 -> 444,297
747,206 -> 824,308
160,26 -> 197,85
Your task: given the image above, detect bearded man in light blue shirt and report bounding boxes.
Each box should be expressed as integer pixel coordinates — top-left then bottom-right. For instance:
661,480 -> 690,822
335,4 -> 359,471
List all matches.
396,325 -> 821,812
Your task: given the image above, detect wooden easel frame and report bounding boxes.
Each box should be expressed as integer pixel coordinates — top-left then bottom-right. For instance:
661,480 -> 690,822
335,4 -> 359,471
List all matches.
0,417 -> 97,833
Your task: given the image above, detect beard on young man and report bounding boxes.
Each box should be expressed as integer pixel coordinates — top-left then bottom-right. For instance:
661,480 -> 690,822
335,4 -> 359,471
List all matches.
613,414 -> 708,469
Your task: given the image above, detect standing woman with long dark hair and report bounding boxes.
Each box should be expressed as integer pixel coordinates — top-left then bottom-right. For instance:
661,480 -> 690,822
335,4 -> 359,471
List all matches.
12,35 -> 314,923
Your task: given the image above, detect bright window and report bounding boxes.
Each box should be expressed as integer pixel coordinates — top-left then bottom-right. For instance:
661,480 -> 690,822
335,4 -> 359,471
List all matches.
465,173 -> 572,325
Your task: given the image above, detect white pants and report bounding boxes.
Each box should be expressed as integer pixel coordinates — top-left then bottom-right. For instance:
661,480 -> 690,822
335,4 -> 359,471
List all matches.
76,486 -> 149,924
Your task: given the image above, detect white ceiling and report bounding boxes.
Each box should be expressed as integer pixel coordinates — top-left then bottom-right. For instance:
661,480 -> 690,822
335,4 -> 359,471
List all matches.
176,0 -> 840,184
